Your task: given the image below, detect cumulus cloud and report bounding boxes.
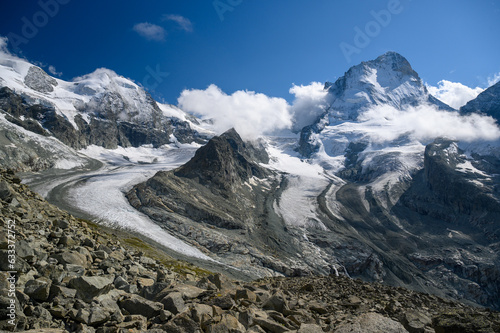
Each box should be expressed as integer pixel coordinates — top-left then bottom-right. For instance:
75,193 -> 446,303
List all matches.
178,84 -> 292,140
133,22 -> 166,41
48,65 -> 62,76
289,82 -> 331,131
162,14 -> 193,32
427,80 -> 483,110
488,72 -> 500,87
357,104 -> 500,143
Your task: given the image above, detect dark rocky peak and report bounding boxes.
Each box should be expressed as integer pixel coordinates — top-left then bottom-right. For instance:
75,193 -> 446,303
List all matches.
23,65 -> 58,93
174,128 -> 270,192
461,81 -> 500,120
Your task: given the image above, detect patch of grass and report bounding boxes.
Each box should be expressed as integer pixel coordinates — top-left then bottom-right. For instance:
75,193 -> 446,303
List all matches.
123,236 -> 212,278
124,237 -> 153,251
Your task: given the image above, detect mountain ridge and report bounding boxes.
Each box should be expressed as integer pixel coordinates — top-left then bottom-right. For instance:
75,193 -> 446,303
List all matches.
1,48 -> 500,313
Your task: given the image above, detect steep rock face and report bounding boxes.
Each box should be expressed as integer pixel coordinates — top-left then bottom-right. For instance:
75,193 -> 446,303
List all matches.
461,81 -> 500,120
0,86 -> 203,150
23,66 -> 58,93
396,139 -> 500,309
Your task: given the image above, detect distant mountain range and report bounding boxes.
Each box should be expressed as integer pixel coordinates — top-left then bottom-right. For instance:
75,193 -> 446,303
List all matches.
0,53 -> 210,170
1,49 -> 500,310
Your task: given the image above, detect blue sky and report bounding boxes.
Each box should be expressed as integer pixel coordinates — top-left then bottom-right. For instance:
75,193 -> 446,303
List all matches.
0,0 -> 499,104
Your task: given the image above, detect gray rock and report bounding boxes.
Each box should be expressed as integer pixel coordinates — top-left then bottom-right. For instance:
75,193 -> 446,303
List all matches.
50,285 -> 77,299
248,326 -> 267,333
82,237 -> 96,248
207,313 -> 246,333
114,276 -> 129,289
190,303 -> 212,323
69,275 -> 114,301
140,281 -> 171,301
59,235 -> 77,247
404,310 -> 432,333
298,323 -> 323,333
164,312 -> 200,333
118,294 -> 164,318
51,250 -> 88,267
253,317 -> 290,333
93,250 -> 109,260
116,314 -> 148,331
74,308 -> 91,325
263,292 -> 289,314
334,312 -> 408,333
15,240 -> 35,261
209,295 -> 235,310
88,306 -> 110,326
24,277 -> 51,302
123,284 -> 139,294
235,288 -> 257,303
0,180 -> 15,200
161,291 -> 186,314
38,264 -> 67,284
53,219 -> 70,229
0,251 -> 30,273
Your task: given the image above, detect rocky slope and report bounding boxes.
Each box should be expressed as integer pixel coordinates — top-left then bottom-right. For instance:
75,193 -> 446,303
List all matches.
1,168 -> 500,332
461,81 -> 500,120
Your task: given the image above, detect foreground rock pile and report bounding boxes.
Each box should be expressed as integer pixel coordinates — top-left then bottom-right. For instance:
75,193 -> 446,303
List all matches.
0,168 -> 499,332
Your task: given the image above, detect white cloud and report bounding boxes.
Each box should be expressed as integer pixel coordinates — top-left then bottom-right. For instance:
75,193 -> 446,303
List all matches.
427,80 -> 483,110
48,65 -> 62,76
133,22 -> 166,42
163,14 -> 193,32
357,104 -> 500,143
178,84 -> 292,140
487,72 -> 500,87
289,82 -> 331,131
0,36 -> 9,54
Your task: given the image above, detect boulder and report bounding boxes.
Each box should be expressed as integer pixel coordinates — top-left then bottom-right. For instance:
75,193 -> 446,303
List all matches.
263,292 -> 289,314
118,294 -> 164,318
298,323 -> 323,333
235,288 -> 257,303
207,313 -> 246,333
335,312 -> 408,333
253,317 -> 290,333
24,277 -> 51,302
69,275 -> 114,301
51,251 -> 88,267
161,292 -> 186,314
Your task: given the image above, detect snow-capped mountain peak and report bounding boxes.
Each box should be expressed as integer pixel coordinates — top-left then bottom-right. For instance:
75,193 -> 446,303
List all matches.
324,51 -> 452,121
0,49 -> 211,158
